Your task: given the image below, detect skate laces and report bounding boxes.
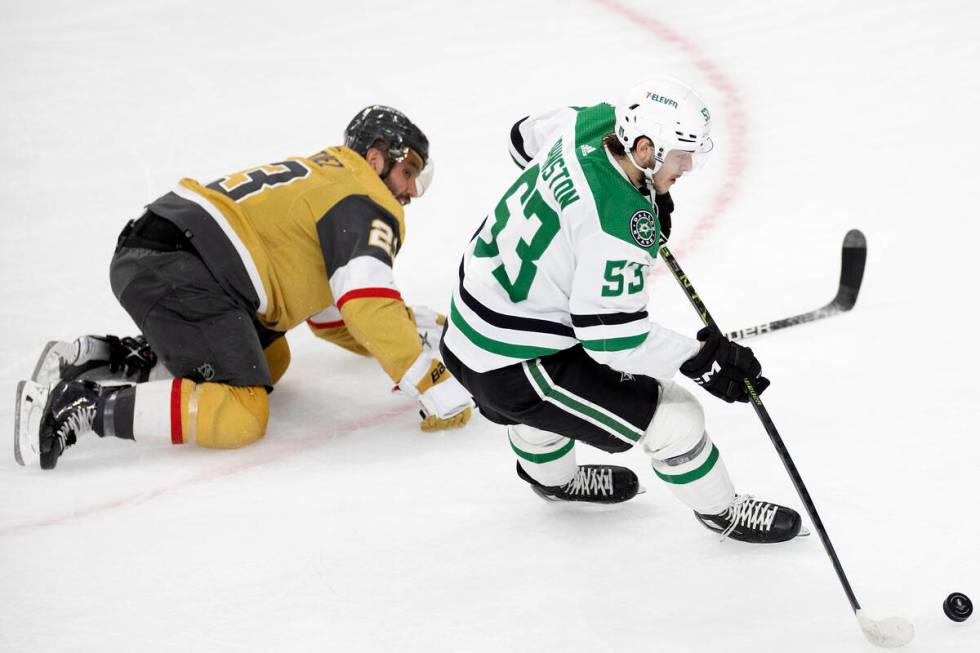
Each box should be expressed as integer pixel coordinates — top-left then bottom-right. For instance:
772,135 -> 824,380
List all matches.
55,403 -> 96,449
719,495 -> 778,540
563,467 -> 614,497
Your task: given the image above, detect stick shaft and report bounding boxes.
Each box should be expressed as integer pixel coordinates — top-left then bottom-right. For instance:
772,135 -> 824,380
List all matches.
724,302 -> 843,341
659,243 -> 862,613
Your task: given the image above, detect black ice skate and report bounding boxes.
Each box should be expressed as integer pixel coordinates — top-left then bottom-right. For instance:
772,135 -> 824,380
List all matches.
15,379 -> 104,469
32,335 -> 157,385
695,495 -> 804,543
516,462 -> 640,504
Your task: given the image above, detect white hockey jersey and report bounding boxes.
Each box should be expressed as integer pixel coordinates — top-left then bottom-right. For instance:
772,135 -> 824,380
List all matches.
443,103 -> 699,378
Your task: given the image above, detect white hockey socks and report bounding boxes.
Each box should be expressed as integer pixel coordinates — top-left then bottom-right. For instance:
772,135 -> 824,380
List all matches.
642,381 -> 735,515
508,424 -> 577,487
131,379 -> 185,444
90,378 -> 181,444
649,432 -> 735,516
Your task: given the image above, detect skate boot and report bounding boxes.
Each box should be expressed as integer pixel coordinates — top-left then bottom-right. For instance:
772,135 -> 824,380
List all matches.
695,494 -> 803,543
32,335 -> 157,385
15,379 -> 105,469
516,461 -> 640,504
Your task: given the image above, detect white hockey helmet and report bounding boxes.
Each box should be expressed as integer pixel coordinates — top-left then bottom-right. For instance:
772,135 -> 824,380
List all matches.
615,76 -> 714,176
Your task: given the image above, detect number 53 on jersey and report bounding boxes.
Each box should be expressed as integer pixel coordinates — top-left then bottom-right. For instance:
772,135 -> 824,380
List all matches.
472,163 -> 560,303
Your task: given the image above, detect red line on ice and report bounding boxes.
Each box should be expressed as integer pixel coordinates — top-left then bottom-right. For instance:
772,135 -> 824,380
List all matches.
2,4 -> 746,538
0,407 -> 408,537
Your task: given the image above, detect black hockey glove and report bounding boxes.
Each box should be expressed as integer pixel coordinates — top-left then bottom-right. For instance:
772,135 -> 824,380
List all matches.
655,192 -> 673,242
680,328 -> 770,403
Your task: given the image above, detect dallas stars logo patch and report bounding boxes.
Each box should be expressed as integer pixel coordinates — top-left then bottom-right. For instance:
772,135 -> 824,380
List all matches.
629,210 -> 657,248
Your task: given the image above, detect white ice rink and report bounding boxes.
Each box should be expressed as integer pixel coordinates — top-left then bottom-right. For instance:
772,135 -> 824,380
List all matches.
2,1 -> 978,651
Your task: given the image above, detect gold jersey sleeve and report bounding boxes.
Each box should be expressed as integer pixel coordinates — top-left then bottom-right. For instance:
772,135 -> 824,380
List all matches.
307,322 -> 371,357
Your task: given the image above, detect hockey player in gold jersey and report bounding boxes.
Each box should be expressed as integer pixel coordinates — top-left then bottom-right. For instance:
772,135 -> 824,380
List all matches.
14,106 -> 472,470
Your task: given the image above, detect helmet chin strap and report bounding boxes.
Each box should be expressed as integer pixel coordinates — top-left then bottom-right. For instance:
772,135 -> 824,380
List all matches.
625,145 -> 659,193
378,145 -> 409,180
379,152 -> 399,180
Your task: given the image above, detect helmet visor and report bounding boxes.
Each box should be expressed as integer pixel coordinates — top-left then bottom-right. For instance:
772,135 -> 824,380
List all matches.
416,156 -> 434,197
662,136 -> 714,173
396,148 -> 433,198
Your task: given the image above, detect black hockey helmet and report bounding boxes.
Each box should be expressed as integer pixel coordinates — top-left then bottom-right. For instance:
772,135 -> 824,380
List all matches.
344,105 -> 429,171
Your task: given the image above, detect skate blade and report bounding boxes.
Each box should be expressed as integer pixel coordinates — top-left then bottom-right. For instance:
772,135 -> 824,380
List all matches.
797,525 -> 811,537
14,380 -> 48,466
31,340 -> 71,384
530,486 -> 561,503
529,484 -> 646,504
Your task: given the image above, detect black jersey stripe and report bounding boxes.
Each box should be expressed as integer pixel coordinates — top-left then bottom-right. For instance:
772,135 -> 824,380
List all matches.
570,310 -> 649,328
316,195 -> 400,277
458,262 -> 575,338
509,117 -> 532,165
468,216 -> 488,243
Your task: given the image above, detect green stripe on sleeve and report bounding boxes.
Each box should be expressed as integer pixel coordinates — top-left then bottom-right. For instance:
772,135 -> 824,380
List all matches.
579,331 -> 649,352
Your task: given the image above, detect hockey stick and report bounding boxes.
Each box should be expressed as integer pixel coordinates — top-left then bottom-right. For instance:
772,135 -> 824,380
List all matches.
725,229 -> 867,341
658,241 -> 913,649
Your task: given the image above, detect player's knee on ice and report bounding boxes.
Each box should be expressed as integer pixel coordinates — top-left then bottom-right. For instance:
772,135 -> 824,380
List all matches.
642,380 -> 705,460
191,383 -> 269,448
263,337 -> 291,386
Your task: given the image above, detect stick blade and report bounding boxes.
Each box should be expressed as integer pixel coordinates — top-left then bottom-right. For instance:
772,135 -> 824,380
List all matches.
834,228 -> 867,311
843,227 -> 867,250
855,610 -> 915,648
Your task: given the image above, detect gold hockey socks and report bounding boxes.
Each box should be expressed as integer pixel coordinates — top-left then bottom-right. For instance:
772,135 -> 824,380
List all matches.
121,379 -> 269,448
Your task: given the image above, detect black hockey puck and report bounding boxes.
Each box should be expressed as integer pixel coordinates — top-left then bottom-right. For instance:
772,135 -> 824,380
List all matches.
943,592 -> 972,622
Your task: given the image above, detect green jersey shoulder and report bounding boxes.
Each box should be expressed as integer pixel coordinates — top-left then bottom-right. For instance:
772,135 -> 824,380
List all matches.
571,103 -> 661,256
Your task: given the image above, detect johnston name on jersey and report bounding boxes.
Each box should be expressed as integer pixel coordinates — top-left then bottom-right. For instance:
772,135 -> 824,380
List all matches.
443,103 -> 700,378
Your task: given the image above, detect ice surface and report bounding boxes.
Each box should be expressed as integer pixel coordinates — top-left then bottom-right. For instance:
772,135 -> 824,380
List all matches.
2,1 -> 978,651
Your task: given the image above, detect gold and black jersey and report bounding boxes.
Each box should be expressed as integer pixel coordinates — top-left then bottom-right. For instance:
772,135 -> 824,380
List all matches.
146,146 -> 423,383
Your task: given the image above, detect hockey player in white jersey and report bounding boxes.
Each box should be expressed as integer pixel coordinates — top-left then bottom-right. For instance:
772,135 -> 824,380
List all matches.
441,76 -> 803,543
